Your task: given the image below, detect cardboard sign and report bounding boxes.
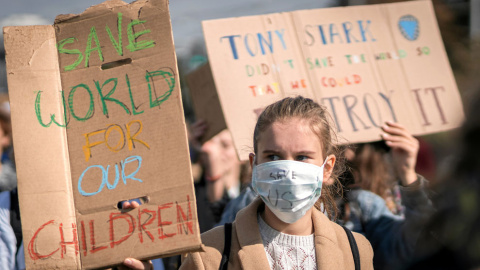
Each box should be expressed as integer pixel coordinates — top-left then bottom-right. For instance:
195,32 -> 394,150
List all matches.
186,62 -> 227,143
4,0 -> 201,269
202,0 -> 464,160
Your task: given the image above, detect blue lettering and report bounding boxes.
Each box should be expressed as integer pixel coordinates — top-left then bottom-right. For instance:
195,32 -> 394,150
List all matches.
274,29 -> 287,49
358,20 -> 376,42
258,31 -> 273,55
329,24 -> 344,44
379,91 -> 397,122
317,25 -> 327,45
342,22 -> 359,43
78,165 -> 106,196
363,93 -> 381,127
78,155 -> 143,197
244,33 -> 258,57
321,96 -> 342,132
220,35 -> 241,60
121,155 -> 143,184
343,95 -> 371,132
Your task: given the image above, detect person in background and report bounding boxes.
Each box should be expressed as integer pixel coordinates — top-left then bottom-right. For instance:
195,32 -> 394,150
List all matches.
337,121 -> 434,270
406,89 -> 480,270
0,97 -> 24,270
189,120 -> 250,228
200,129 -> 242,204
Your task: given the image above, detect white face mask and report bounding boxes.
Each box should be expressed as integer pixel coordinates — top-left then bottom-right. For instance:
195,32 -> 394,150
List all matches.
251,158 -> 327,224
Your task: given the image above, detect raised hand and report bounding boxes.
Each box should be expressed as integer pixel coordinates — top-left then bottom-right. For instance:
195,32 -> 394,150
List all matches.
381,121 -> 419,186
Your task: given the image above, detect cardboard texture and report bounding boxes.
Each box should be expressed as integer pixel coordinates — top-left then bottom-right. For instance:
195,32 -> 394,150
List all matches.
185,62 -> 227,143
201,0 -> 464,160
4,0 -> 201,269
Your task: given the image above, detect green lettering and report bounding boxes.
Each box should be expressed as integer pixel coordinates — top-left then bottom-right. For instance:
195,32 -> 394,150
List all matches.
85,27 -> 104,68
147,70 -> 175,108
68,84 -> 95,121
57,38 -> 83,71
106,13 -> 123,56
95,78 -> 131,117
126,74 -> 144,115
35,91 -> 68,127
126,20 -> 155,52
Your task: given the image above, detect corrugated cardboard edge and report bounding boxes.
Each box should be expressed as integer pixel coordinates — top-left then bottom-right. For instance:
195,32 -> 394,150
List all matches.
162,0 -> 203,255
54,0 -> 129,23
4,26 -> 79,269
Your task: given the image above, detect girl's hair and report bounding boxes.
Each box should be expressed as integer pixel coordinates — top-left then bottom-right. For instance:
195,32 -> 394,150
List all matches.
253,96 -> 344,220
354,143 -> 395,199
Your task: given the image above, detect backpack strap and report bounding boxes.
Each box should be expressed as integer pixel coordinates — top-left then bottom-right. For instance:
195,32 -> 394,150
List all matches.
219,223 -> 232,270
342,225 -> 360,270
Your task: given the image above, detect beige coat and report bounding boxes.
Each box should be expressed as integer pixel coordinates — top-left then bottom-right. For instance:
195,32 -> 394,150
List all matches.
180,198 -> 374,269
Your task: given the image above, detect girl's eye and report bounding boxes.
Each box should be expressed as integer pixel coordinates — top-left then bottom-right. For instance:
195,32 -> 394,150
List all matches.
296,155 -> 309,161
267,155 -> 280,161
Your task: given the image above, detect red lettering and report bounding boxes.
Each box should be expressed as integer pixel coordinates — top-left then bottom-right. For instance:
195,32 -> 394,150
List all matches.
329,78 -> 336,87
321,77 -> 328,87
249,85 -> 257,97
109,213 -> 135,248
80,221 -> 87,256
89,220 -> 108,253
28,220 -> 60,260
291,81 -> 299,89
345,76 -> 351,85
176,196 -> 194,235
138,209 -> 156,243
266,85 -> 275,94
158,203 -> 175,240
59,223 -> 79,258
354,74 -> 361,84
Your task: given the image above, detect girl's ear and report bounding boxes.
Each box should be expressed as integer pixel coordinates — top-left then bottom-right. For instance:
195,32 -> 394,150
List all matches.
323,155 -> 336,184
249,153 -> 255,169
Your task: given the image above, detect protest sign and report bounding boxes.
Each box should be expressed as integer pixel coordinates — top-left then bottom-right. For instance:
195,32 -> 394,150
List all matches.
201,0 -> 464,160
4,0 -> 201,268
186,62 -> 227,143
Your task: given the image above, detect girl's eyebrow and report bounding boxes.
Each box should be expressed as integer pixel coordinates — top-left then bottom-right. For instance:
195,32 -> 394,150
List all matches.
261,150 -> 316,155
296,151 -> 316,155
262,149 -> 280,154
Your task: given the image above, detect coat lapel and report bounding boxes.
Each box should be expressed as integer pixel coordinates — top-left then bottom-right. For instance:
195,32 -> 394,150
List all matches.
235,198 -> 272,270
312,209 -> 346,269
234,199 -> 346,270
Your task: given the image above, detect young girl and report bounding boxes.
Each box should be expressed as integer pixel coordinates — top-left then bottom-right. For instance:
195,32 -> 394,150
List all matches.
122,96 -> 373,269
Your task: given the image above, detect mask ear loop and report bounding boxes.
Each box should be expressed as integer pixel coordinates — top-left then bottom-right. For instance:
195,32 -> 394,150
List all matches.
251,155 -> 259,195
316,157 -> 329,190
321,156 -> 329,167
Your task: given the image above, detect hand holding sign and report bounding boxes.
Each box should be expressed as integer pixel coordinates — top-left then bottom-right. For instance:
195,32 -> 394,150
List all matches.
119,201 -> 152,270
381,121 -> 419,186
120,258 -> 153,270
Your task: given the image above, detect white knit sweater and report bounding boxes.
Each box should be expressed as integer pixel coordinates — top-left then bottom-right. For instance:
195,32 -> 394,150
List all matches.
258,214 -> 317,270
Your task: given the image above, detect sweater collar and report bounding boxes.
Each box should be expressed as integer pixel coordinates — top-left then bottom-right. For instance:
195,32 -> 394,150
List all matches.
234,197 -> 345,269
